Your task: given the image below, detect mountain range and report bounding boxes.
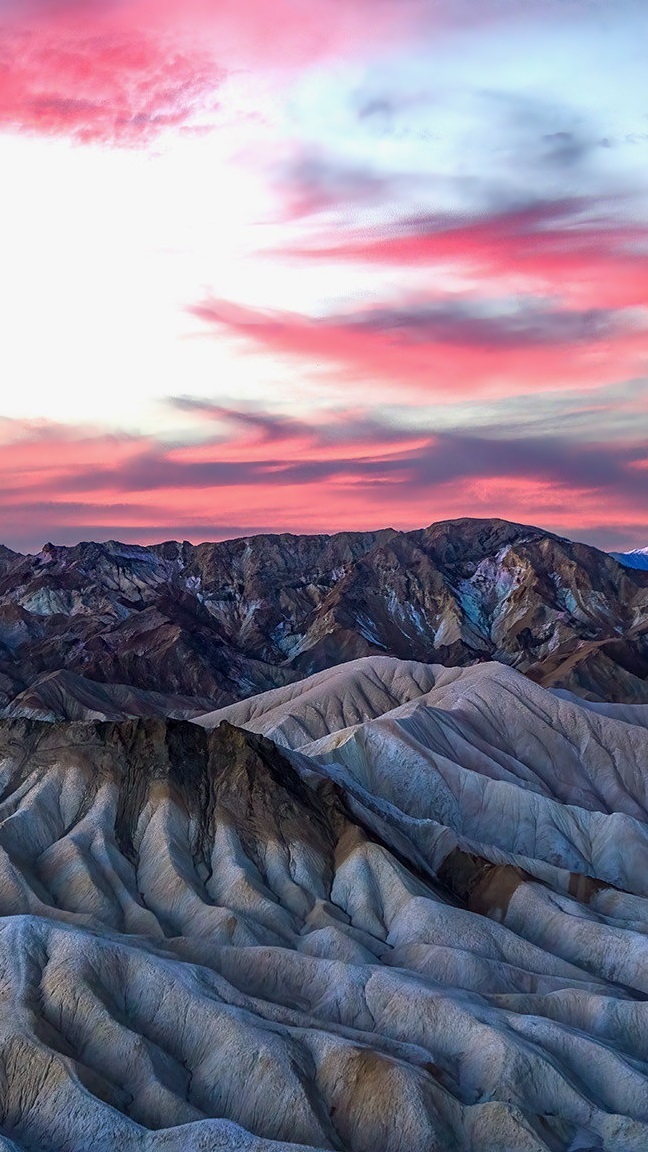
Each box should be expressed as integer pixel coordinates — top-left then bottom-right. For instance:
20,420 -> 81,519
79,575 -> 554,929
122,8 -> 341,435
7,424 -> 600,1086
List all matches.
0,517 -> 647,719
0,519 -> 646,1148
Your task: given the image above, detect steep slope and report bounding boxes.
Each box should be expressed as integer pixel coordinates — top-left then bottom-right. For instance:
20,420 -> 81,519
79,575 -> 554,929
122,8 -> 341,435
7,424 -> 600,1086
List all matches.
0,519 -> 646,712
0,545 -> 20,577
0,659 -> 647,1149
2,668 -> 220,721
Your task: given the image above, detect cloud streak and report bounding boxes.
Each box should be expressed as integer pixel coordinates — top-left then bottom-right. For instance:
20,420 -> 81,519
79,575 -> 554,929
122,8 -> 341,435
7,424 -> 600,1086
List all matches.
0,407 -> 645,552
278,198 -> 648,307
189,292 -> 648,400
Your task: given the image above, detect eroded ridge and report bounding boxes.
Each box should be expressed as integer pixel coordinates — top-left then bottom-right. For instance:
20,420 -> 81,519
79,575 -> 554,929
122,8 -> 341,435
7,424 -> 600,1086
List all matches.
0,658 -> 646,1149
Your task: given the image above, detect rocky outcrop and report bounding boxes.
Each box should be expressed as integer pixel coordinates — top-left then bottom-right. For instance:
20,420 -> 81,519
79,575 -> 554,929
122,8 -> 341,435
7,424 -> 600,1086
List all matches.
0,518 -> 646,714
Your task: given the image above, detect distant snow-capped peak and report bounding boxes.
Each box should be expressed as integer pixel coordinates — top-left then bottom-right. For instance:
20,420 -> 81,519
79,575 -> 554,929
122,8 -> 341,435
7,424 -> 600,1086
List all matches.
611,547 -> 648,570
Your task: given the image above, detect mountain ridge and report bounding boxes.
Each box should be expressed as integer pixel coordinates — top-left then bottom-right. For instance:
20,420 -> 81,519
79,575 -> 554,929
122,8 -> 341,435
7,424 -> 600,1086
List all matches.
613,546 -> 648,571
0,517 -> 646,714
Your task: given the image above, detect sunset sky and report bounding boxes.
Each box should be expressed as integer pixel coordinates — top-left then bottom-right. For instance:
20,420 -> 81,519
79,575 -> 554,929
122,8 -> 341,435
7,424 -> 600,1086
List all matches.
1,0 -> 647,552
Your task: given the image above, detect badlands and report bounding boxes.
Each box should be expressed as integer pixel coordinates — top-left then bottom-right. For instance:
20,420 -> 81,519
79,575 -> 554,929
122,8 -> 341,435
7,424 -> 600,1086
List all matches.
0,654 -> 647,1150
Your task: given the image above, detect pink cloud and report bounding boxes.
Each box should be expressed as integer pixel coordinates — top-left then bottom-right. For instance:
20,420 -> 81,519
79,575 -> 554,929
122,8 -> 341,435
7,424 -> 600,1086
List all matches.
189,296 -> 648,401
192,200 -> 647,402
0,6 -> 224,143
280,203 -> 648,310
0,410 -> 646,553
0,420 -> 147,485
0,0 -> 419,144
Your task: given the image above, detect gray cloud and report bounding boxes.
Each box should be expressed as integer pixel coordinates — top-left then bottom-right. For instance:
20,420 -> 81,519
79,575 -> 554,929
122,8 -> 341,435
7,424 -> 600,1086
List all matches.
342,300 -> 632,348
275,150 -> 399,218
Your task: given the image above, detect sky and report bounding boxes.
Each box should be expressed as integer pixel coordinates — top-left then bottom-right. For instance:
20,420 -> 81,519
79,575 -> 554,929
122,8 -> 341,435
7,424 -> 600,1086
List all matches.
0,0 -> 646,552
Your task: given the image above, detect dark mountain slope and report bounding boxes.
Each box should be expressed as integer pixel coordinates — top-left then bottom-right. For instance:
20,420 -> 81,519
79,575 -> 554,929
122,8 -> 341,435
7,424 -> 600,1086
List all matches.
0,518 -> 646,715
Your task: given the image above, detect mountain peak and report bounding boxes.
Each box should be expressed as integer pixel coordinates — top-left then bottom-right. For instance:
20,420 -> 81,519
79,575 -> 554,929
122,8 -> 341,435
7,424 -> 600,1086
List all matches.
612,546 -> 648,571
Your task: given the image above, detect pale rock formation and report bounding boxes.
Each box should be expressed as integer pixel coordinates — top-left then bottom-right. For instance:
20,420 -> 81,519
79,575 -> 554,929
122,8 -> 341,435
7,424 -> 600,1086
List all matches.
0,657 -> 645,1147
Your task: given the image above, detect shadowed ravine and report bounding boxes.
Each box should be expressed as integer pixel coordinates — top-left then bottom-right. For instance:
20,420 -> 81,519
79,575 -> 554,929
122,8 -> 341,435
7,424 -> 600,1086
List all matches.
0,656 -> 647,1149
